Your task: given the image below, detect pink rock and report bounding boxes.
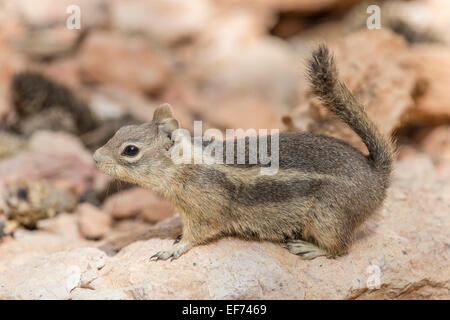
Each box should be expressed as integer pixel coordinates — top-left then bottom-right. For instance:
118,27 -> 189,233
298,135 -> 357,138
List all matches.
37,213 -> 81,241
111,0 -> 213,45
203,95 -> 282,131
78,32 -> 173,94
77,203 -> 111,240
419,125 -> 450,165
0,130 -> 109,195
88,85 -> 193,128
179,10 -> 299,131
409,45 -> 450,126
14,27 -> 80,60
102,187 -> 174,223
382,0 -> 450,45
0,247 -> 106,299
187,10 -> 298,111
43,58 -> 81,88
215,0 -> 359,13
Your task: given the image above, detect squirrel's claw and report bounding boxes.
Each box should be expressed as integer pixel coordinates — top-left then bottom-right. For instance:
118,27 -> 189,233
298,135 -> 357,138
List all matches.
150,240 -> 193,262
149,250 -> 172,261
285,239 -> 328,260
149,253 -> 160,261
173,235 -> 182,245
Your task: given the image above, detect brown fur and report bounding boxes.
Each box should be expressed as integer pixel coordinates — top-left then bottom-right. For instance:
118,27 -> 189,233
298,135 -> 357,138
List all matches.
94,45 -> 393,260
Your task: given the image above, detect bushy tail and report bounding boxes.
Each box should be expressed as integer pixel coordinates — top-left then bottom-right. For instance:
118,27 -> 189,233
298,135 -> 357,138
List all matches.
306,44 -> 393,180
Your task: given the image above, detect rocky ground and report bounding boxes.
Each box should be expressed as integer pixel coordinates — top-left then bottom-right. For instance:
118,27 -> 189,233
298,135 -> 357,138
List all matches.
0,0 -> 449,299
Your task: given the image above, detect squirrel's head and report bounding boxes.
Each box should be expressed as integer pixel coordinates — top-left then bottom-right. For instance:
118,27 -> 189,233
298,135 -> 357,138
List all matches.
93,103 -> 179,188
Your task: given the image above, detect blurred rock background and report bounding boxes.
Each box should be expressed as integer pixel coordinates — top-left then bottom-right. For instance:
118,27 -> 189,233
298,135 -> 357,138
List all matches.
0,0 -> 448,299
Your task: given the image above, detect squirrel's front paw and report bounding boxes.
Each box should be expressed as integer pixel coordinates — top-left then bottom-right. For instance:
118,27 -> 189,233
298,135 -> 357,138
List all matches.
150,240 -> 193,261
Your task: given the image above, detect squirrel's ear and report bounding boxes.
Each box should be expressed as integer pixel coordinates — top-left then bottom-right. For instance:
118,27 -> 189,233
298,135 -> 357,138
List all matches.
153,103 -> 179,143
159,118 -> 179,139
153,103 -> 174,122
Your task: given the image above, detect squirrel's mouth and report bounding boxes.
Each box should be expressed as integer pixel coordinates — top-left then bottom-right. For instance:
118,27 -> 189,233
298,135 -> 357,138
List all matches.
95,164 -> 113,178
95,162 -> 141,186
93,158 -> 117,177
93,149 -> 118,177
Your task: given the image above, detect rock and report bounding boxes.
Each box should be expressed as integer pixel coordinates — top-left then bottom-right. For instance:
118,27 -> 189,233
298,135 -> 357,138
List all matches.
394,153 -> 437,188
407,45 -> 450,126
71,287 -> 130,300
3,180 -> 77,228
87,85 -> 194,132
111,0 -> 213,45
85,86 -> 195,147
204,95 -> 283,131
77,203 -> 111,239
2,213 -> 91,262
28,130 -> 93,165
102,188 -> 174,223
380,0 -> 450,45
0,228 -> 84,268
0,247 -> 106,299
88,86 -> 154,122
88,239 -> 306,299
396,144 -> 422,162
289,30 -> 420,153
181,9 -> 299,130
0,130 -> 109,195
43,58 -> 81,88
79,32 -> 173,94
0,153 -> 448,299
37,213 -> 81,240
423,0 -> 450,45
215,0 -> 359,13
188,10 -> 298,111
14,26 -> 81,60
418,125 -> 450,165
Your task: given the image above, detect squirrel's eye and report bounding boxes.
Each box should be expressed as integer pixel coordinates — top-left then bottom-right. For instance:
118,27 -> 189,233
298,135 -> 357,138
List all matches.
121,145 -> 139,157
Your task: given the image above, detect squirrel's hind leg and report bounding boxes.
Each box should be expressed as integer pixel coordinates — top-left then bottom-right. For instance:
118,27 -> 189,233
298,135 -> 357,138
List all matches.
284,239 -> 327,260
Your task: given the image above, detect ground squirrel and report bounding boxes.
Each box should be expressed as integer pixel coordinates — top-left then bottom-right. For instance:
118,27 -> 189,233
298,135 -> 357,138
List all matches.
94,45 -> 393,260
